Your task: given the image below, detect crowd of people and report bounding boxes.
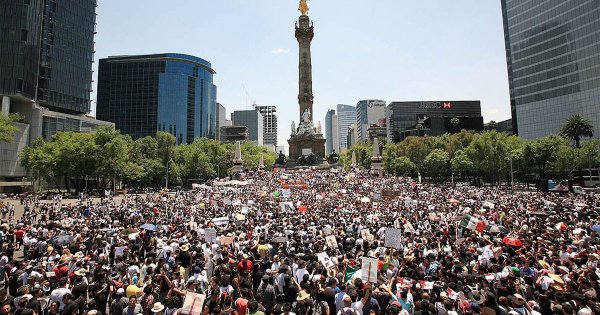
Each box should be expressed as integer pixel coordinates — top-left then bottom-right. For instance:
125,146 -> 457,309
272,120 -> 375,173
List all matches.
0,169 -> 599,315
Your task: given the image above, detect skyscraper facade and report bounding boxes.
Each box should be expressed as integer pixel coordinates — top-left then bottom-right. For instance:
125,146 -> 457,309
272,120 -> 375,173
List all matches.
232,109 -> 263,146
336,104 -> 355,150
0,0 -> 110,189
356,100 -> 386,141
0,0 -> 97,114
255,105 -> 278,149
96,54 -> 217,143
325,109 -> 335,154
501,0 -> 600,139
216,103 -> 226,142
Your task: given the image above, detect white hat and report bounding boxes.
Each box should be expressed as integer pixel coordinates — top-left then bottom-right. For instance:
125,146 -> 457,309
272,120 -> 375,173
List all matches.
151,302 -> 165,313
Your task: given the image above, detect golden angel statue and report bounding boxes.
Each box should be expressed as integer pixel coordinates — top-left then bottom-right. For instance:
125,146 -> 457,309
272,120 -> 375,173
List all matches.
299,0 -> 309,15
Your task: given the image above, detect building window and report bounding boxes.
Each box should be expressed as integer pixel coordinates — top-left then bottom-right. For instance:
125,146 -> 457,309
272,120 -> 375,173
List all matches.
21,30 -> 28,42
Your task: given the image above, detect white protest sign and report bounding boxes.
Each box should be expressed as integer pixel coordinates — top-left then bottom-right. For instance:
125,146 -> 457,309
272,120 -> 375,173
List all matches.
325,235 -> 338,249
323,225 -> 332,236
181,292 -> 205,315
212,217 -> 229,226
384,228 -> 403,249
360,257 -> 378,283
204,228 -> 217,243
115,246 -> 126,257
220,236 -> 235,246
317,252 -> 335,270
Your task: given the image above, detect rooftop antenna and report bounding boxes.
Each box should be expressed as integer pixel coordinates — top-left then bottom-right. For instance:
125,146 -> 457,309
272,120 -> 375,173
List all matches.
242,84 -> 256,109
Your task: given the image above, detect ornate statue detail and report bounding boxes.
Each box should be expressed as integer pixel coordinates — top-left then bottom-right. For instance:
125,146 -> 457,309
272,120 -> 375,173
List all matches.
291,121 -> 296,135
299,0 -> 309,15
316,121 -> 322,134
302,109 -> 311,124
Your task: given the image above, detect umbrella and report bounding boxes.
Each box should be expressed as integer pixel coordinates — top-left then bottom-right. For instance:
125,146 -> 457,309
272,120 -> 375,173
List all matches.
50,234 -> 74,246
503,237 -> 523,247
140,223 -> 159,232
271,236 -> 289,243
486,225 -> 509,234
592,225 -> 600,232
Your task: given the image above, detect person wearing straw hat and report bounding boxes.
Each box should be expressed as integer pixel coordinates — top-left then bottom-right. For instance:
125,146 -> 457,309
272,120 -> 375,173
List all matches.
150,302 -> 165,314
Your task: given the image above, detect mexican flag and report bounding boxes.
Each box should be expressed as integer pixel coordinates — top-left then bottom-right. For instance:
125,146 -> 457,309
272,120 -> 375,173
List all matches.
459,215 -> 486,232
344,265 -> 359,282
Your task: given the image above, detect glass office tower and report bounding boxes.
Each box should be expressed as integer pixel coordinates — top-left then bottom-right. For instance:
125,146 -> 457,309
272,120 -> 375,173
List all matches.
336,104 -> 355,150
0,0 -> 96,113
501,0 -> 600,138
96,54 -> 217,143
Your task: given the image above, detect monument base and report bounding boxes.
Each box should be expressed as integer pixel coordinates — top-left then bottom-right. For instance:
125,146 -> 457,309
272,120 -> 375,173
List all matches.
231,162 -> 244,180
371,156 -> 384,176
287,134 -> 326,165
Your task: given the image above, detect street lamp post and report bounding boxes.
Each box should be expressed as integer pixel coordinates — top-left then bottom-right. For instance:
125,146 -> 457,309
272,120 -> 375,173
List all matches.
165,160 -> 169,189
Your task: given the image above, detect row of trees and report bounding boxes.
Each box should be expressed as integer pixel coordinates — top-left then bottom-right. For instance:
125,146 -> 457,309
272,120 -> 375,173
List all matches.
20,127 -> 277,192
340,115 -> 599,184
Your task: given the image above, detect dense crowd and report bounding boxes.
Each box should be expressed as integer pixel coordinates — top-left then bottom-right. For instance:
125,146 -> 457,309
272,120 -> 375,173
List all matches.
1,169 -> 600,315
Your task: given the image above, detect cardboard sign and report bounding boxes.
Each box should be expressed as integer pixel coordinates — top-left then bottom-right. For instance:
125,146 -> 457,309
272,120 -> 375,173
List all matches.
326,235 -> 338,249
384,228 -> 403,249
204,228 -> 217,243
317,252 -> 335,270
360,257 -> 378,283
220,236 -> 234,246
181,292 -> 206,315
323,225 -> 332,236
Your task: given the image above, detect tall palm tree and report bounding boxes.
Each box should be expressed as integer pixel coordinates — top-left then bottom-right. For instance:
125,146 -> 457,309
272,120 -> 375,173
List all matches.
560,114 -> 594,147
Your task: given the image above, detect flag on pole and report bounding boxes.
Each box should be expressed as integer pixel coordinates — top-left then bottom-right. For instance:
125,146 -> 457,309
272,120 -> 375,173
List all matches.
459,214 -> 485,232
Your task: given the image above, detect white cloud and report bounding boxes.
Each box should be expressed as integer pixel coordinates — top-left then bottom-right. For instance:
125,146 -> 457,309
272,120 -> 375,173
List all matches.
271,48 -> 290,55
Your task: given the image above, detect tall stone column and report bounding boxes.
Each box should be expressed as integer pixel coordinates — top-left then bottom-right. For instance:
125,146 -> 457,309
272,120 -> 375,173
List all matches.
296,15 -> 314,123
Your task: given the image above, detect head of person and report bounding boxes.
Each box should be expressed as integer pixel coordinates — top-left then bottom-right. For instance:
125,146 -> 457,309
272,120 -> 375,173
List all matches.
0,303 -> 10,315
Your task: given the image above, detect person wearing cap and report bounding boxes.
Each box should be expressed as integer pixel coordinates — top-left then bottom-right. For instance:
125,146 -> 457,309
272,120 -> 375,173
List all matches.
511,294 -> 532,315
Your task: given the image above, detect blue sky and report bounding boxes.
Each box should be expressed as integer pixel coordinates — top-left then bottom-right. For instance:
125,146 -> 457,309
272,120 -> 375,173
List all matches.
92,0 -> 511,146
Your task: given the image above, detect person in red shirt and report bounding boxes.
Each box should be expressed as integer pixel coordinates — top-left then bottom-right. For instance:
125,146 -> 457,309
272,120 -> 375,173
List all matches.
53,258 -> 70,280
235,288 -> 249,315
14,228 -> 24,250
237,254 -> 253,275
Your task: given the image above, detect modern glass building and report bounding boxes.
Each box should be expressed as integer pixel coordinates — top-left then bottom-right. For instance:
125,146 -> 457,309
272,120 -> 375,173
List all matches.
336,104 -> 355,150
501,0 -> 600,139
0,0 -> 96,114
231,109 -> 263,146
96,54 -> 217,143
356,100 -> 386,141
0,0 -> 109,190
386,101 -> 483,143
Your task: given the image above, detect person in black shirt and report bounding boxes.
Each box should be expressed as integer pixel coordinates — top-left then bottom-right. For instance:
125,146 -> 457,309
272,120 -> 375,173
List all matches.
62,293 -> 79,315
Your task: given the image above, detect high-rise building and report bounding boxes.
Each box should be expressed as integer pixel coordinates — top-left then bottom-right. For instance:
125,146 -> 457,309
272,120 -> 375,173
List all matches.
356,100 -> 386,141
0,0 -> 111,190
325,109 -> 336,154
216,103 -> 226,142
96,54 -> 217,143
336,104 -> 355,150
386,101 -> 483,142
255,105 -> 278,149
231,109 -> 263,146
501,0 -> 600,139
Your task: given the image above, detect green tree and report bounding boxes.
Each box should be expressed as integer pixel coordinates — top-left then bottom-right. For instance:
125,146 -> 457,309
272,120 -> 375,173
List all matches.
240,141 -> 277,170
0,113 -> 21,143
93,126 -> 132,190
523,136 -> 565,177
389,156 -> 417,177
450,149 -> 474,179
422,149 -> 450,181
341,140 -> 373,169
466,131 -> 523,184
560,114 -> 594,148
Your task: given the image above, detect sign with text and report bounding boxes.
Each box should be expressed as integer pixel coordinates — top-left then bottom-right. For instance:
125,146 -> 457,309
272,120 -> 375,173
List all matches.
360,257 -> 378,283
384,228 -> 403,249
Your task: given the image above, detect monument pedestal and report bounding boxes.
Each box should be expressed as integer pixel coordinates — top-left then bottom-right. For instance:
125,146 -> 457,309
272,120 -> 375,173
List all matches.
288,134 -> 326,164
371,158 -> 384,177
